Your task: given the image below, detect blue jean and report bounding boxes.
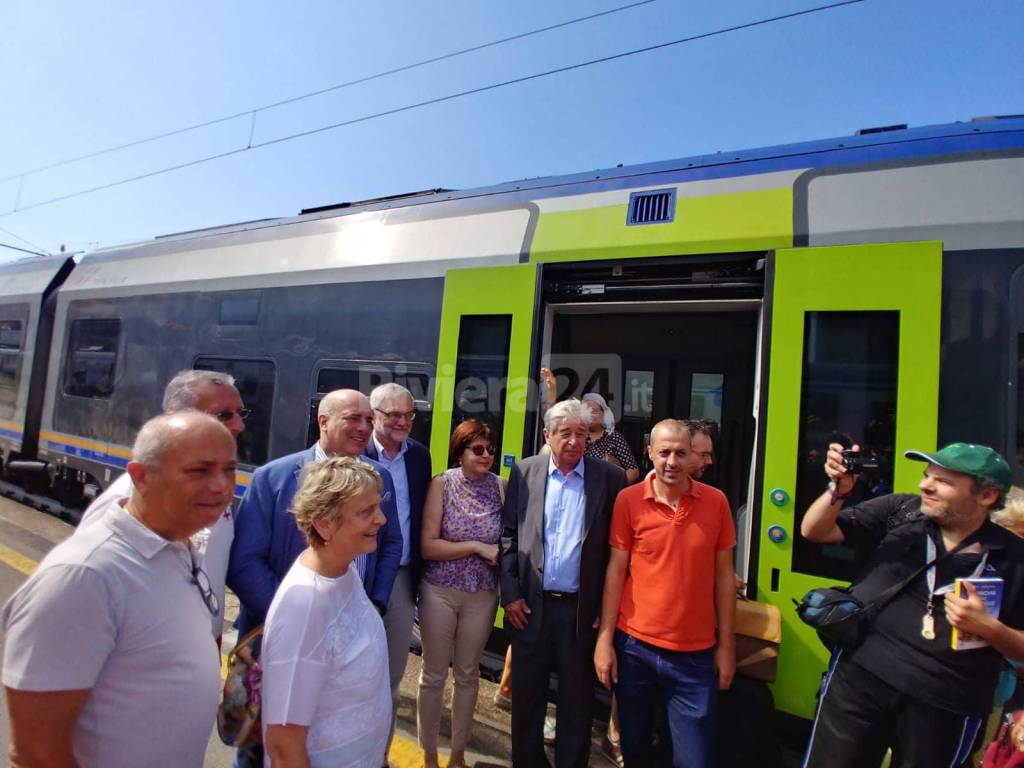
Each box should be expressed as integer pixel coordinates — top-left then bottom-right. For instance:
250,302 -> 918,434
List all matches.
614,630 -> 717,768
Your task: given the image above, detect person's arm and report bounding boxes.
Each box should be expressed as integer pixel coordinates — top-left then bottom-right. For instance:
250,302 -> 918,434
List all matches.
265,724 -> 311,768
540,367 -> 557,412
595,546 -> 630,689
368,468 -> 403,610
6,688 -> 89,768
945,582 -> 1024,662
226,470 -> 283,621
421,475 -> 498,564
714,549 -> 737,690
800,442 -> 858,543
499,464 -> 530,630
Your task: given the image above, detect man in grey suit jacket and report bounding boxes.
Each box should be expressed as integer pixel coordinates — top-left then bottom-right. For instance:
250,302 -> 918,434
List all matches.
500,399 -> 627,768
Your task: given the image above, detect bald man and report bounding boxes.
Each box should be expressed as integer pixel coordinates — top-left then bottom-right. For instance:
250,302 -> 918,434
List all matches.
228,389 -> 402,637
4,412 -> 236,768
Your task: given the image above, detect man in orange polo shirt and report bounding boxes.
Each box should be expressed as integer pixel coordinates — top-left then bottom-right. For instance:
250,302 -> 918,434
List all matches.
594,419 -> 736,768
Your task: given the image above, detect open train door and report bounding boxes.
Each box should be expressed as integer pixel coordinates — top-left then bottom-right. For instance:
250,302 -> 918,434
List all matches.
430,264 -> 540,478
756,241 -> 942,720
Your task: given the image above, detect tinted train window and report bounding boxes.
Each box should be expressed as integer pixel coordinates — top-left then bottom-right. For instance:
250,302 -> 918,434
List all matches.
0,320 -> 25,419
64,319 -> 120,399
792,311 -> 899,582
194,357 -> 275,466
452,315 -> 512,438
307,362 -> 433,448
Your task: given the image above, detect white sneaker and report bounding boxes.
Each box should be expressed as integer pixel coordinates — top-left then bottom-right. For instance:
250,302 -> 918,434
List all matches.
543,715 -> 556,745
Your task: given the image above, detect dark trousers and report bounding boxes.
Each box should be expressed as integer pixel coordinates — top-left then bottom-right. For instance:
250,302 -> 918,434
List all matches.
510,596 -> 597,768
803,652 -> 983,768
614,630 -> 717,768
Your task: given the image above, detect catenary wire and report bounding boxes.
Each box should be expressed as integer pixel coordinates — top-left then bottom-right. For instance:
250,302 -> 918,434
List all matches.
1,0 -> 866,218
0,225 -> 50,255
0,0 -> 656,184
0,241 -> 50,258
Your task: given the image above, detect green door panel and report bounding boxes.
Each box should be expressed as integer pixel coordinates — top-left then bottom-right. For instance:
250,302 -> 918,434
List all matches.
759,241 -> 942,719
431,264 -> 538,478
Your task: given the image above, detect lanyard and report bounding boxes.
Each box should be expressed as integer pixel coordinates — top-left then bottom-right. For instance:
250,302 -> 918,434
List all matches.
921,534 -> 988,640
925,535 -> 989,597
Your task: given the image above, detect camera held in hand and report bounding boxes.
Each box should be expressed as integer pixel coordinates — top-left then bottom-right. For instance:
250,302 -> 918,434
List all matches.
841,450 -> 879,474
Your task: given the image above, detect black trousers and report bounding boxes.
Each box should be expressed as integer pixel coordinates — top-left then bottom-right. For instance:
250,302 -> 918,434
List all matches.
510,596 -> 597,768
803,652 -> 984,768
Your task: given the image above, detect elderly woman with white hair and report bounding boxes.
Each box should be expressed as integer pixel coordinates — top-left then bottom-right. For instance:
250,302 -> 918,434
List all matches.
261,456 -> 391,768
541,368 -> 639,484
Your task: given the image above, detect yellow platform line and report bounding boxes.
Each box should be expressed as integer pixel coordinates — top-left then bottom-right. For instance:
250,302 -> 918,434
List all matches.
0,543 -> 37,576
0,538 -> 433,766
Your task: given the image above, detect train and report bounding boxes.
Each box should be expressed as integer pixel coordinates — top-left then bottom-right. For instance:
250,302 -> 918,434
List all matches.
1,114 -> 1023,725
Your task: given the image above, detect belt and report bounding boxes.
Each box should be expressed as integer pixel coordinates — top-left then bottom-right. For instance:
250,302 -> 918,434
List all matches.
543,590 -> 578,601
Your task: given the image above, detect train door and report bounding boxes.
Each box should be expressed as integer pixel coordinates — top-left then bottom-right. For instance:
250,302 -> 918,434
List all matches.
430,264 -> 540,476
757,241 -> 942,719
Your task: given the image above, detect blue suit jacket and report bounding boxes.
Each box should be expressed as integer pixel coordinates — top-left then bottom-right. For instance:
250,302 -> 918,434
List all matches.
227,445 -> 402,636
364,436 -> 432,591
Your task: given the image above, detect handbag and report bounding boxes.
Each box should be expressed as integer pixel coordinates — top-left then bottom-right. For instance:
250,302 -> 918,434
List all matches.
982,712 -> 1024,768
217,625 -> 264,748
795,531 -> 978,650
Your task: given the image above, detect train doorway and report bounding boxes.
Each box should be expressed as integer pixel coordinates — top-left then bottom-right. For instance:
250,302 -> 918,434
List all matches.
539,301 -> 761,516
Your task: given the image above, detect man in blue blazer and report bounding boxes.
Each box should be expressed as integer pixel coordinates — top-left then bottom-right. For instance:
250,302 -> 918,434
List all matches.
364,382 -> 433,757
228,389 -> 402,638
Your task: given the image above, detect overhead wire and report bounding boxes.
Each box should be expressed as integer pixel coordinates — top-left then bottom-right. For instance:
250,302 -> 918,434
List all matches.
0,225 -> 50,255
1,0 -> 866,218
0,241 -> 50,258
0,0 -> 657,184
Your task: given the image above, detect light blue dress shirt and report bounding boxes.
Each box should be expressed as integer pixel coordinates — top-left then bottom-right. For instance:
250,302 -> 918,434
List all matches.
542,456 -> 586,592
372,434 -> 412,566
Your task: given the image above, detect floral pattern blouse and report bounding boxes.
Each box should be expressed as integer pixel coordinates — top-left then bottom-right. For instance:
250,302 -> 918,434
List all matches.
423,468 -> 503,593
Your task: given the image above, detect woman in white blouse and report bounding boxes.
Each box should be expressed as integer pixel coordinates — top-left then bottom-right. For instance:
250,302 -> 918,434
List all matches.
262,457 -> 391,768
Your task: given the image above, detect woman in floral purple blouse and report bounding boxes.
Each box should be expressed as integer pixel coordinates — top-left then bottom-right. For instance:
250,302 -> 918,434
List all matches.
417,419 -> 506,768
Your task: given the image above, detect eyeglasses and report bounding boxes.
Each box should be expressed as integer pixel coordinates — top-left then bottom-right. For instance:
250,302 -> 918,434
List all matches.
375,408 -> 416,423
213,408 -> 251,422
467,445 -> 496,457
192,564 -> 220,617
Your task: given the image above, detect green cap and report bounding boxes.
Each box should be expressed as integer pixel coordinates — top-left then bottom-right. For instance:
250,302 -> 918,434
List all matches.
905,443 -> 1012,493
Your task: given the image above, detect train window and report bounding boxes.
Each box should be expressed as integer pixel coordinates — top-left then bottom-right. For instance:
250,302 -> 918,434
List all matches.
194,357 -> 275,466
689,372 -> 724,423
623,369 -> 655,417
452,316 -> 512,438
0,320 -> 25,419
307,361 -> 434,448
64,318 -> 121,399
791,310 -> 899,582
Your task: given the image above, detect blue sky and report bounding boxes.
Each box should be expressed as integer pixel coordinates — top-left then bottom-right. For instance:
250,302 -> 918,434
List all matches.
0,0 -> 1021,262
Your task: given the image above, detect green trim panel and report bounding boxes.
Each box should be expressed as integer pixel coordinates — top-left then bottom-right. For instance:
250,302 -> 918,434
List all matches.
430,264 -> 539,478
530,188 -> 792,263
758,241 -> 942,719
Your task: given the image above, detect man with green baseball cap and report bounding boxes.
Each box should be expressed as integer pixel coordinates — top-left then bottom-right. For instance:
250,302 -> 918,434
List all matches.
800,440 -> 1024,768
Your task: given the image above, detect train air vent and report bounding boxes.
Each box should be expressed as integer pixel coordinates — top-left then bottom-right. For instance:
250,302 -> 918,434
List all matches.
855,123 -> 908,136
627,189 -> 675,226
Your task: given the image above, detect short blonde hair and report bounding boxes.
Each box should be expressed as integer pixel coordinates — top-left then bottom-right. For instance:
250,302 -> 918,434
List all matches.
993,486 -> 1024,538
291,456 -> 383,547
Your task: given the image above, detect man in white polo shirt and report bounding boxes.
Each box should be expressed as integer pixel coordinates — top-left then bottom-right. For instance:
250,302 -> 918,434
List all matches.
3,411 -> 236,768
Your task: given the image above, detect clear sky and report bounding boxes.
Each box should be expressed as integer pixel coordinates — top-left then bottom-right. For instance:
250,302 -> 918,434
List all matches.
0,0 -> 1021,262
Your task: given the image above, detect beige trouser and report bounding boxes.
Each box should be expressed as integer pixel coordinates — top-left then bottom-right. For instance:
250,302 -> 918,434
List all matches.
416,580 -> 499,755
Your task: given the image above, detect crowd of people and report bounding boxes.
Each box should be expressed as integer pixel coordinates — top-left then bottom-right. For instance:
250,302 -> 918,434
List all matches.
3,366 -> 1024,768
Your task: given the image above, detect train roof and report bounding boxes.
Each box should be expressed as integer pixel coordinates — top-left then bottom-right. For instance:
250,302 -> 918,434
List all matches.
92,115 -> 1024,250
0,255 -> 76,303
62,114 -> 1024,295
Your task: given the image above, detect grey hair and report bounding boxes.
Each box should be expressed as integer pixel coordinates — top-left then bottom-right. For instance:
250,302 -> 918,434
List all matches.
291,456 -> 383,547
369,382 -> 412,410
972,475 -> 1007,514
162,369 -> 236,413
132,411 -> 223,467
543,398 -> 593,433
